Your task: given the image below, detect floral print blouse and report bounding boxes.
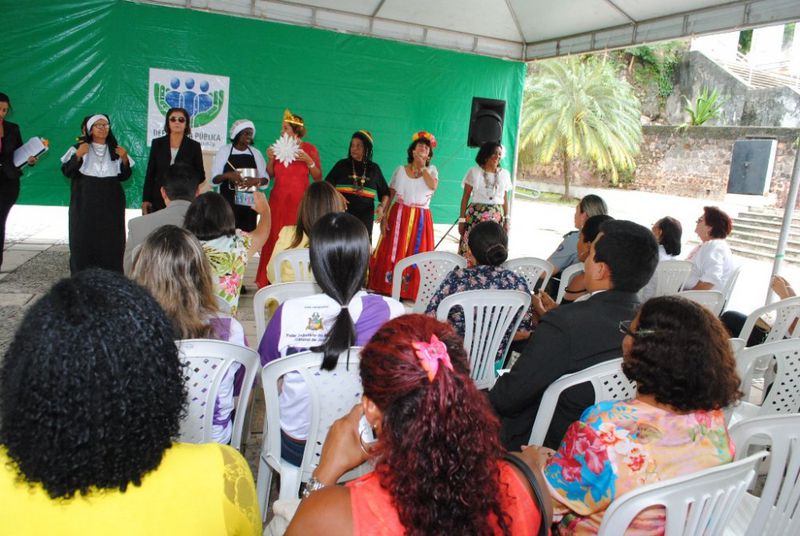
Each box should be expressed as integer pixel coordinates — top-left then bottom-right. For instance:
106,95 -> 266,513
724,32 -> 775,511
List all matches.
201,230 -> 252,315
425,265 -> 533,359
544,399 -> 735,535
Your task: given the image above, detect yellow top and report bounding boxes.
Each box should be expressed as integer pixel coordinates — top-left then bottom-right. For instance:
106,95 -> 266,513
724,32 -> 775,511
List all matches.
0,443 -> 260,536
266,225 -> 309,283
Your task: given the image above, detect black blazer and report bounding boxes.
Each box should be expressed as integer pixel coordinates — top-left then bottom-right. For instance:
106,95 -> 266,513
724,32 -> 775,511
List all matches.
489,289 -> 641,450
142,135 -> 204,211
0,120 -> 23,182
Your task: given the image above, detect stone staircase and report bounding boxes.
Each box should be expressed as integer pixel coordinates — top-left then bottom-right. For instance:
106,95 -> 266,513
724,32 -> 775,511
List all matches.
728,207 -> 800,264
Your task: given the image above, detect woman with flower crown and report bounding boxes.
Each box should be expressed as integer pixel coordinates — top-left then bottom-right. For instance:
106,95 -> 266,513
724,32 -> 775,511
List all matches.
367,131 -> 438,300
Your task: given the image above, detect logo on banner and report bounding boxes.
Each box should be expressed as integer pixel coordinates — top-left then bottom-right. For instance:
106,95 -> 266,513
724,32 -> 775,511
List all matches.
147,68 -> 229,151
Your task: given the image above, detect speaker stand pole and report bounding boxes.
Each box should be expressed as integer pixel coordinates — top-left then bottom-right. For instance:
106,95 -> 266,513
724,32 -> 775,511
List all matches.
435,217 -> 461,250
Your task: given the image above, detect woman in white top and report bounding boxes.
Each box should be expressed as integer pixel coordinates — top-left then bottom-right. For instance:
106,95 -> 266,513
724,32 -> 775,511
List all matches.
368,131 -> 439,299
684,206 -> 735,291
640,216 -> 683,301
457,141 -> 512,258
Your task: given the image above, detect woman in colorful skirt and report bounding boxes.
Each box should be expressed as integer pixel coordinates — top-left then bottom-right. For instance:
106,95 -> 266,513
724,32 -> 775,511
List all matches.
457,141 -> 511,258
368,131 -> 438,300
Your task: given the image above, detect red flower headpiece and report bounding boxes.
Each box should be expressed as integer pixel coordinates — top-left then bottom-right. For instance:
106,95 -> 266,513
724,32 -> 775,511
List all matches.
411,130 -> 437,148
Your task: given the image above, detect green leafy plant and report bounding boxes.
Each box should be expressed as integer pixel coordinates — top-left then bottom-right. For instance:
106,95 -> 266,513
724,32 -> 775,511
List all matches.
681,87 -> 725,127
520,57 -> 642,198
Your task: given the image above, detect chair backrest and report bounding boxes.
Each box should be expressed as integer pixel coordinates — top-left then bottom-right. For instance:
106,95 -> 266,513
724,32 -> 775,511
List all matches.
391,251 -> 466,313
729,337 -> 746,355
436,289 -> 531,390
597,451 -> 768,536
722,265 -> 742,309
653,260 -> 694,297
528,358 -> 636,445
556,262 -> 584,304
502,257 -> 554,293
676,290 -> 725,316
261,348 -> 368,488
736,339 -> 800,417
729,414 -> 800,536
738,296 -> 800,347
272,248 -> 314,283
176,339 -> 260,450
253,282 -> 322,345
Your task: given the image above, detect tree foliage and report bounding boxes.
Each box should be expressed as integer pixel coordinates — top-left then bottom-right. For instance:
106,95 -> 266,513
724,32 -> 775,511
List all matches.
682,86 -> 725,127
520,57 -> 643,197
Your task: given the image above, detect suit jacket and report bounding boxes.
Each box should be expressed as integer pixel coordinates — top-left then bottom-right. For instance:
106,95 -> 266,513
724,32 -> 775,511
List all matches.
123,199 -> 192,273
489,289 -> 640,450
142,135 -> 204,211
0,121 -> 23,182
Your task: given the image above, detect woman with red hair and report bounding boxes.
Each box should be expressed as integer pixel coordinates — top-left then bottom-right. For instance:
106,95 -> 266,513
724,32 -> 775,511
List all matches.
287,315 -> 550,535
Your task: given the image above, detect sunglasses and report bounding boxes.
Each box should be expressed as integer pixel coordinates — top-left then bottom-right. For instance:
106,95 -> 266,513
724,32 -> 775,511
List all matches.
169,116 -> 186,123
618,320 -> 656,338
92,122 -> 110,129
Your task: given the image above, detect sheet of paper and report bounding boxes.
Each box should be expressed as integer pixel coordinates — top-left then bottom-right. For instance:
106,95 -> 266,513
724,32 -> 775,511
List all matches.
13,137 -> 48,167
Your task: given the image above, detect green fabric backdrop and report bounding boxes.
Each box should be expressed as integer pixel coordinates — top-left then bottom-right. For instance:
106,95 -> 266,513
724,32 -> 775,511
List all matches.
0,0 -> 524,222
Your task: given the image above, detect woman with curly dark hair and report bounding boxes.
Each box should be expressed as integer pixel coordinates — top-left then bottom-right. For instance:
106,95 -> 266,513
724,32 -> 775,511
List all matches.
287,314 -> 550,535
0,269 -> 260,534
531,295 -> 741,535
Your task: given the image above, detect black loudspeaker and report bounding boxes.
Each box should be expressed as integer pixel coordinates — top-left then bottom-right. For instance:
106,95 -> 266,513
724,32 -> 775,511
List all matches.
467,97 -> 506,147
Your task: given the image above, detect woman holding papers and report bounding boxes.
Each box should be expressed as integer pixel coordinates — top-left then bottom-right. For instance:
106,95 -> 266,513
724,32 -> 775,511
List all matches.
0,93 -> 38,270
60,114 -> 133,274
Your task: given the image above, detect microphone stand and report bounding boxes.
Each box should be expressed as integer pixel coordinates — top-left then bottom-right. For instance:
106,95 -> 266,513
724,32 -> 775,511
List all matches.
435,217 -> 461,250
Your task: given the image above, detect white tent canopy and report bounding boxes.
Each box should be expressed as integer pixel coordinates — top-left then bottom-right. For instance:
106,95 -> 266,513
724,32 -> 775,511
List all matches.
142,0 -> 800,61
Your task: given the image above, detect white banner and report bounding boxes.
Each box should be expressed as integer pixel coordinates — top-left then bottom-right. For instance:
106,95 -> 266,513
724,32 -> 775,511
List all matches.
147,68 -> 229,151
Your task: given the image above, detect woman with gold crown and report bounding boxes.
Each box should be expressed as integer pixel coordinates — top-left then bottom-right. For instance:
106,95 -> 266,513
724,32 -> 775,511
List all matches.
255,109 -> 322,288
324,130 -> 389,242
367,131 -> 438,300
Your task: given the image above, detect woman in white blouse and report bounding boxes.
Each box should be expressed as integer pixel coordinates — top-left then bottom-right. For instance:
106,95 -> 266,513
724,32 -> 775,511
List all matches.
684,206 -> 735,291
457,142 -> 511,258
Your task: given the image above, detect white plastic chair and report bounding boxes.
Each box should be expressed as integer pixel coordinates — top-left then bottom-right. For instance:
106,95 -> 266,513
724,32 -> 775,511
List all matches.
253,282 -> 321,345
502,257 -> 554,293
677,290 -> 726,316
653,260 -> 693,296
436,289 -> 531,390
176,339 -> 260,451
738,296 -> 800,346
256,348 -> 369,520
597,451 -> 768,536
272,248 -> 314,283
391,251 -> 466,313
729,337 -> 746,355
528,358 -> 636,445
556,262 -> 584,304
730,339 -> 800,425
728,414 -> 800,536
722,265 -> 742,310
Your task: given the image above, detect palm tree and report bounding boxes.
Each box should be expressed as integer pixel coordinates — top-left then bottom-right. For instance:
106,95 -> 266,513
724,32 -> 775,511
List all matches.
520,57 -> 642,198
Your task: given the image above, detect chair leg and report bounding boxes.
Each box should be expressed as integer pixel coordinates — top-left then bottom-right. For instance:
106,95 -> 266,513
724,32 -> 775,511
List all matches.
278,465 -> 302,501
256,457 -> 273,523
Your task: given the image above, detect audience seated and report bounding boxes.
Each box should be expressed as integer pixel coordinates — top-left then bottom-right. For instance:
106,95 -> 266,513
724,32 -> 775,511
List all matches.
490,220 -> 658,450
0,269 -> 260,534
265,180 -> 345,284
684,206 -> 735,292
183,191 -> 270,313
426,220 -> 533,348
639,216 -> 683,301
721,274 -> 797,345
286,315 -> 551,536
523,296 -> 741,535
123,162 -> 199,274
132,225 -> 248,444
258,212 -> 404,467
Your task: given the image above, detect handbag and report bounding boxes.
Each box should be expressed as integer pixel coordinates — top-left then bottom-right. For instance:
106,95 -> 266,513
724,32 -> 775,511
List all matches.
502,452 -> 550,536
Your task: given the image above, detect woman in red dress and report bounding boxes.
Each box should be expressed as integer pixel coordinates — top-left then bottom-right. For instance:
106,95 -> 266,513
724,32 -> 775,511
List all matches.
256,109 -> 322,288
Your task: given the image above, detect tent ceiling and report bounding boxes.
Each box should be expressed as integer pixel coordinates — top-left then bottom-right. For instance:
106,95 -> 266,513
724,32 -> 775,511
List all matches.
139,0 -> 800,61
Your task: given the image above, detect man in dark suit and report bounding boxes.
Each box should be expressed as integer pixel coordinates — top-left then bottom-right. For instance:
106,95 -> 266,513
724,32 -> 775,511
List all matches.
490,220 -> 658,451
124,163 -> 198,273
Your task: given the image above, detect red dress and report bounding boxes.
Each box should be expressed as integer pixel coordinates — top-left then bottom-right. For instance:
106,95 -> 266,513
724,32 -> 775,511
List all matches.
255,141 -> 320,288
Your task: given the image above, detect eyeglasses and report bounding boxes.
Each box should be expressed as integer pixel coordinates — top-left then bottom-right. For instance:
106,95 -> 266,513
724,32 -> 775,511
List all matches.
92,122 -> 110,129
169,116 -> 186,123
619,320 -> 656,338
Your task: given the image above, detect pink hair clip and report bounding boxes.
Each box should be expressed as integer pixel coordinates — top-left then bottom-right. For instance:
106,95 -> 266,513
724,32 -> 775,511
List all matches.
412,334 -> 453,382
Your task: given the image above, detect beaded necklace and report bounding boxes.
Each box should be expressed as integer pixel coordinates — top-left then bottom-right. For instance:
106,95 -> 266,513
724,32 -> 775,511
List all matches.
350,159 -> 368,190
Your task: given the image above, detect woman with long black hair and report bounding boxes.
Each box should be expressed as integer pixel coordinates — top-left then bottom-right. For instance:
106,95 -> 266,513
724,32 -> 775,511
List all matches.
60,114 -> 133,273
258,212 -> 404,466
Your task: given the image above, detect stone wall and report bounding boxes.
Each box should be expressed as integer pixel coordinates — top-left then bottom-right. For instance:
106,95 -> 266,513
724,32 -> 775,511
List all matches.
519,125 -> 800,206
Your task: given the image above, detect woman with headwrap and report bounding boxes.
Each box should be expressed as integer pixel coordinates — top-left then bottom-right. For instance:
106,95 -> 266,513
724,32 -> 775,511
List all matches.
60,114 -> 133,273
324,130 -> 389,242
210,119 -> 267,232
255,109 -> 322,288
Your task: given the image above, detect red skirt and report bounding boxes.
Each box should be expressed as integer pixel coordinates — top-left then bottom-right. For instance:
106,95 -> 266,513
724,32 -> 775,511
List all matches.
368,201 -> 434,300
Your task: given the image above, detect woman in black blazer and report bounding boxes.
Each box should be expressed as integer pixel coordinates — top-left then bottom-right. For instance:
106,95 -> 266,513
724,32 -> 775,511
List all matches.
0,92 -> 37,269
142,107 -> 204,214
